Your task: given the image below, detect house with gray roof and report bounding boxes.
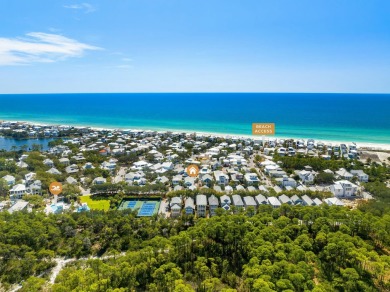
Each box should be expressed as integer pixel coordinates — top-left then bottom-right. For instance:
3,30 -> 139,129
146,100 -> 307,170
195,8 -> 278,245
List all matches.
278,194 -> 292,205
301,195 -> 315,206
208,195 -> 219,216
196,194 -> 207,217
255,194 -> 267,205
267,196 -> 281,208
185,197 -> 195,215
220,195 -> 231,211
232,194 -> 244,213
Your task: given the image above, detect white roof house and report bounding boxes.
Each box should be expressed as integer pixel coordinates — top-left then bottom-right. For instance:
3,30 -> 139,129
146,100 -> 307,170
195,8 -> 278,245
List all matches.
244,173 -> 260,184
9,184 -> 27,198
324,197 -> 344,206
267,196 -> 281,208
350,170 -> 369,182
2,175 -> 15,186
8,200 -> 29,213
93,177 -> 107,185
243,196 -> 257,207
301,195 -> 315,206
214,171 -> 229,185
278,194 -> 292,205
196,194 -> 207,217
330,180 -> 358,198
185,197 -> 195,214
335,168 -> 353,180
255,194 -> 267,205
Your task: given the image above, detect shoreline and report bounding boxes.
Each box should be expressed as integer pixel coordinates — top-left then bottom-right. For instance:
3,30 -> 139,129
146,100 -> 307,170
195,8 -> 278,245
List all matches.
2,119 -> 390,151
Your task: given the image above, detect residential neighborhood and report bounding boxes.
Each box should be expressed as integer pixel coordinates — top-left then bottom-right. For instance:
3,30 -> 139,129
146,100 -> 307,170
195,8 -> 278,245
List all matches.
0,121 -> 380,217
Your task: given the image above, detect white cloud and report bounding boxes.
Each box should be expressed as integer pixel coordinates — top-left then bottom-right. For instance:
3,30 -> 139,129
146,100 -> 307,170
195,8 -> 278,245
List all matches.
0,32 -> 102,66
63,3 -> 96,13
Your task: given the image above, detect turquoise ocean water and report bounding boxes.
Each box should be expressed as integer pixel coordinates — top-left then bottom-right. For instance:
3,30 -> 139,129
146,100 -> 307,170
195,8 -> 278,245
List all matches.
0,93 -> 389,144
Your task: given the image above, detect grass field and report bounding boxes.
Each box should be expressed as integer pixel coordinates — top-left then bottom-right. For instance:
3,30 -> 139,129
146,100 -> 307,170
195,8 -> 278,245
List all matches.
79,196 -> 110,211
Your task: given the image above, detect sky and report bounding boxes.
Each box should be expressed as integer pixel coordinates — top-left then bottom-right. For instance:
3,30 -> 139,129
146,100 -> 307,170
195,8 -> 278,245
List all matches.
0,0 -> 389,93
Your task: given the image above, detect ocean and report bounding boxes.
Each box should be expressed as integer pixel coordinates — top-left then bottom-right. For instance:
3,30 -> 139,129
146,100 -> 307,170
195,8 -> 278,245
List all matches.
0,93 -> 389,144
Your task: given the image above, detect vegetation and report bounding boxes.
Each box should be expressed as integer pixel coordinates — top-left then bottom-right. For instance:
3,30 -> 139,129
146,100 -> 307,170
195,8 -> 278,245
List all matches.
0,204 -> 389,291
79,195 -> 110,211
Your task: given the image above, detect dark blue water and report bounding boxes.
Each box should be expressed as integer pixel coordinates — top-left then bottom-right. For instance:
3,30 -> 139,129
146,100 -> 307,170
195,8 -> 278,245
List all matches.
0,137 -> 55,151
0,93 -> 389,143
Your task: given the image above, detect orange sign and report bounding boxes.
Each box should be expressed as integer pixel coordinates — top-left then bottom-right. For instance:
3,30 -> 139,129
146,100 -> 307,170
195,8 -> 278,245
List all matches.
187,164 -> 199,177
252,123 -> 275,135
49,182 -> 63,195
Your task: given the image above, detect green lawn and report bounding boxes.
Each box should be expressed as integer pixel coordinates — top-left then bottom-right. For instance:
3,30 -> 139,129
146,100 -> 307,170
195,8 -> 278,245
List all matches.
79,195 -> 110,211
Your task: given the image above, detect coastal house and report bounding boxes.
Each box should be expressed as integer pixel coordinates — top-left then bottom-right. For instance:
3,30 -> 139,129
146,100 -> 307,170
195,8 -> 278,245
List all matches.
267,196 -> 281,208
244,173 -> 260,185
330,180 -> 358,198
93,177 -> 107,185
208,195 -> 219,217
65,164 -> 79,174
46,168 -> 62,175
66,176 -> 78,185
220,195 -> 231,211
59,158 -> 70,166
278,194 -> 292,205
170,196 -> 182,217
184,197 -> 195,215
324,197 -> 344,206
297,170 -> 316,184
43,159 -> 54,168
301,195 -> 315,206
335,168 -> 354,181
2,175 -> 15,186
214,170 -> 229,185
25,172 -> 36,185
196,194 -> 207,217
27,180 -> 42,195
184,177 -> 195,188
351,170 -> 369,182
172,175 -> 183,186
9,184 -> 27,199
232,194 -> 244,213
255,194 -> 268,205
243,196 -> 257,209
313,198 -> 323,206
83,162 -> 95,169
275,176 -> 297,188
201,174 -> 213,185
290,195 -> 303,205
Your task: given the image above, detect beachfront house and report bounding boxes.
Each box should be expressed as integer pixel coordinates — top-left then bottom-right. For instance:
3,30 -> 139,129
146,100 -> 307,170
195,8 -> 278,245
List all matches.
208,195 -> 219,216
196,194 -> 207,217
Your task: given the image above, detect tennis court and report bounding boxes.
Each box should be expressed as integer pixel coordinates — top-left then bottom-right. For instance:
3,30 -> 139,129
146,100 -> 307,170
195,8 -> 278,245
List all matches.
117,198 -> 161,216
127,201 -> 137,208
138,202 -> 158,217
